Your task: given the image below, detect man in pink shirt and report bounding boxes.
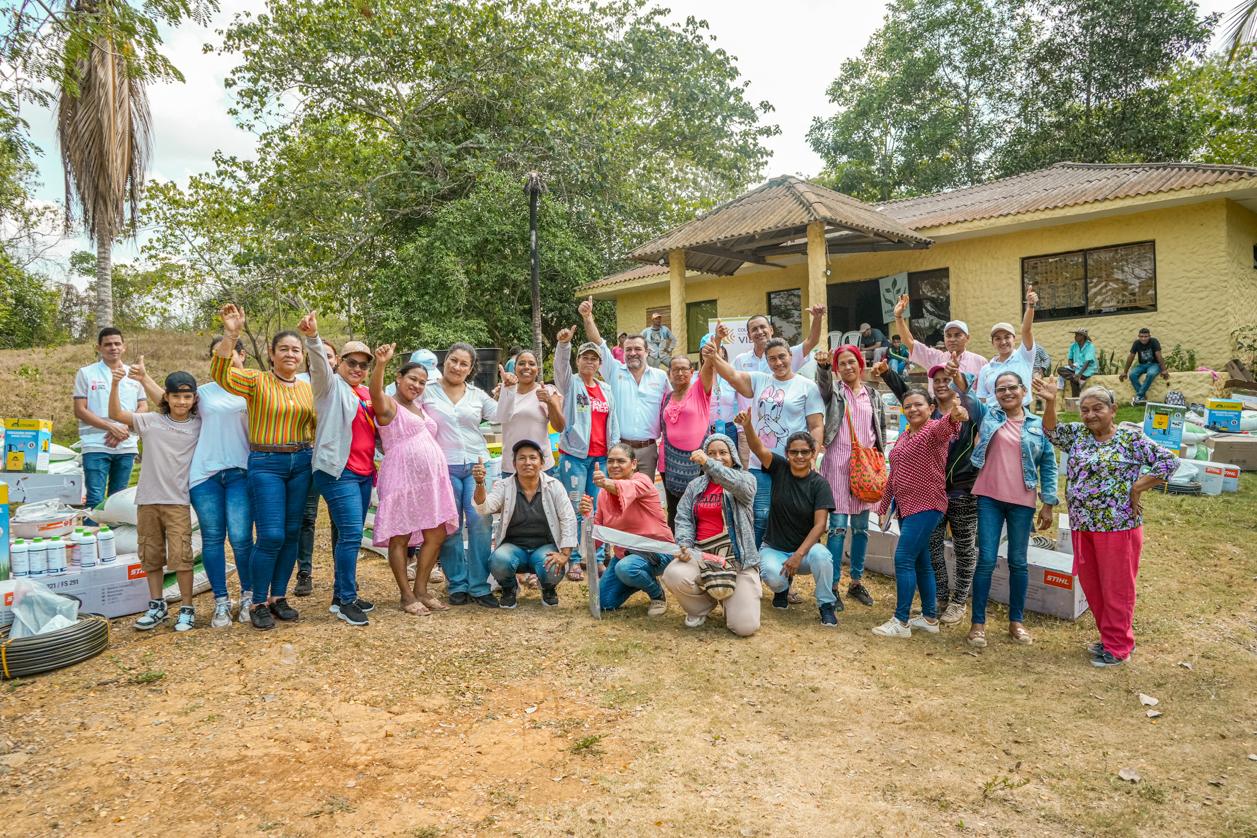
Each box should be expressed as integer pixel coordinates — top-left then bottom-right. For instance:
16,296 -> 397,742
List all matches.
893,294 -> 987,384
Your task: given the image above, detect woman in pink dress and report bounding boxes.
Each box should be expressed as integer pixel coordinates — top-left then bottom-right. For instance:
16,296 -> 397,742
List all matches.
368,344 -> 458,615
814,345 -> 887,610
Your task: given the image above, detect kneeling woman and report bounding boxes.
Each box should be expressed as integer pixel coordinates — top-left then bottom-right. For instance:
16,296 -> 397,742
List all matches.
663,433 -> 761,636
739,412 -> 839,627
578,443 -> 674,616
472,439 -> 577,608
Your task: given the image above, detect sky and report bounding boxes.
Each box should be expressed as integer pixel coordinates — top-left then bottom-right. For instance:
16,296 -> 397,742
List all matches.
20,0 -> 1241,281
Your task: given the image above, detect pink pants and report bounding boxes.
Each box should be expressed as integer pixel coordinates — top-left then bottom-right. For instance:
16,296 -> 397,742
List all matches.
1072,527 -> 1142,660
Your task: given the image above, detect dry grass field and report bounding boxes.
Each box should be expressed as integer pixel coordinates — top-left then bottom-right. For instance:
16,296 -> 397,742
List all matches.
1,334 -> 1256,836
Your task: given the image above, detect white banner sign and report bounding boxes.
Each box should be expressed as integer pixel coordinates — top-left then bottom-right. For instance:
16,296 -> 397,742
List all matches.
878,272 -> 909,324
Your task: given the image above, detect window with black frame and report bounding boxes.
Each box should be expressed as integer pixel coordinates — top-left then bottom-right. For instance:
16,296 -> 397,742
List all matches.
766,288 -> 802,345
1022,241 -> 1155,320
907,269 -> 951,348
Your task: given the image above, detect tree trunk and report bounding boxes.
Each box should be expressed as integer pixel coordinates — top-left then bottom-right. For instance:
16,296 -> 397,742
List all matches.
528,182 -> 543,357
95,235 -> 113,328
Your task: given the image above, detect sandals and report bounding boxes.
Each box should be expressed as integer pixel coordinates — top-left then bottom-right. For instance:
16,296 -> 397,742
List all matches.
567,563 -> 585,582
967,626 -> 988,648
1009,623 -> 1034,645
401,600 -> 431,616
417,595 -> 449,612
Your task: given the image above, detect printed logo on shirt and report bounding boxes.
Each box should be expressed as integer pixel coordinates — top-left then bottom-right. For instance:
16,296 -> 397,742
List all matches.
755,386 -> 788,450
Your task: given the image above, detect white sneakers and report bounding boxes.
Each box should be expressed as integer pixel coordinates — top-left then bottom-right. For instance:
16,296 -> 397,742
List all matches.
647,599 -> 668,618
684,614 -> 707,629
939,602 -> 966,625
908,615 -> 940,634
211,597 -> 232,629
871,618 -> 912,638
238,595 -> 252,624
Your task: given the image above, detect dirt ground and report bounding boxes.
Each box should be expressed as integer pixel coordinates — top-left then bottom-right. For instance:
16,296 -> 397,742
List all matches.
3,482 -> 1257,837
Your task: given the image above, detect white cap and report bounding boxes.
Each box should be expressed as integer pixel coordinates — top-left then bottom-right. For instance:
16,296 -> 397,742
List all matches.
944,320 -> 970,335
409,349 -> 438,370
989,321 -> 1016,338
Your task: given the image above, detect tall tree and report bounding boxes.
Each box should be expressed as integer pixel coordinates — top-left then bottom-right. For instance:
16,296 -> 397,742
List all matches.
2,0 -> 216,328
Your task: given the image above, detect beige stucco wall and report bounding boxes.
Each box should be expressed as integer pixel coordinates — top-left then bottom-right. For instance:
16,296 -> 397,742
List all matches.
608,198 -> 1254,368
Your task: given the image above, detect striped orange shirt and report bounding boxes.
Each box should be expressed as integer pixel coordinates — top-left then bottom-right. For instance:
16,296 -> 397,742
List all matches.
210,354 -> 315,446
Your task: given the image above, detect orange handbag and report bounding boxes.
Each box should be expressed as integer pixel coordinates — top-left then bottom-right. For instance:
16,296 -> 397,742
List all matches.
845,396 -> 887,503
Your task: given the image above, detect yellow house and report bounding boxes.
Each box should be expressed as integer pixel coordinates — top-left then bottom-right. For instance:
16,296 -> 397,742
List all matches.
581,163 -> 1257,371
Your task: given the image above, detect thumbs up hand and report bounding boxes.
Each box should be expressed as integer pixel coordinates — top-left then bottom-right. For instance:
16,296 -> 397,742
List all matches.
472,457 -> 486,484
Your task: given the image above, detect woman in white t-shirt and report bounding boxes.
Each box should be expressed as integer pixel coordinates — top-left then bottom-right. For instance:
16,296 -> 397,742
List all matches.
131,337 -> 253,630
709,335 -> 824,547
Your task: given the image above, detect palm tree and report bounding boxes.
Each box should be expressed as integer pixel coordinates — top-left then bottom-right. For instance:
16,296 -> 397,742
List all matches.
1227,0 -> 1257,60
56,0 -> 152,329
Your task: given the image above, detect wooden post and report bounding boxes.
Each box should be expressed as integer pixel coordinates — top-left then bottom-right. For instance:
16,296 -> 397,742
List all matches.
807,221 -> 829,346
668,249 -> 687,356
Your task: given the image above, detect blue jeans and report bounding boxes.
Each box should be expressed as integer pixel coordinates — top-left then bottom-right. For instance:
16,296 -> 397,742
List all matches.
82,452 -> 136,523
600,552 -> 671,608
246,448 -> 312,605
314,467 -> 373,605
489,543 -> 562,591
760,543 -> 836,605
189,468 -> 254,599
1130,362 -> 1161,399
558,452 -> 607,546
439,464 -> 494,597
892,510 -> 943,623
298,479 -> 336,577
828,511 -> 870,585
972,496 -> 1035,624
750,468 -> 772,548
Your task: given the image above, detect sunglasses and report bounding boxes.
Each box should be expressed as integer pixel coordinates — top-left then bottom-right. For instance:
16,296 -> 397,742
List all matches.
342,358 -> 370,370
994,385 -> 1022,394
786,448 -> 813,457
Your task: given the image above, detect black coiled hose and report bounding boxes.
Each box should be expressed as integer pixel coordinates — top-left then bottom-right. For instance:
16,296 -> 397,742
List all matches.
0,614 -> 110,679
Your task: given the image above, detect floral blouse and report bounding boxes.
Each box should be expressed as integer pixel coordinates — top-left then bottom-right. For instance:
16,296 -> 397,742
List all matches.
1045,423 -> 1177,532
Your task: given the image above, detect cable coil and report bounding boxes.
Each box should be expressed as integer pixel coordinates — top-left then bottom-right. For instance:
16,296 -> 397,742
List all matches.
0,614 -> 110,679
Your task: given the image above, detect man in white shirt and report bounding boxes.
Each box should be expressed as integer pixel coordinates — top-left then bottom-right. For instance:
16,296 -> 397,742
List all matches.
892,294 -> 988,385
579,296 -> 670,478
730,306 -> 826,409
73,327 -> 148,522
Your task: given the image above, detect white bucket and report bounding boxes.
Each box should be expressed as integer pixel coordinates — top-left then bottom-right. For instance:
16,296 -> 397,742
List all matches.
1198,462 -> 1225,496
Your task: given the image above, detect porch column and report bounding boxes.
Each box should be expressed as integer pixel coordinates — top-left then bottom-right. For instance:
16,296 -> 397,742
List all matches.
806,221 -> 828,347
668,249 -> 687,356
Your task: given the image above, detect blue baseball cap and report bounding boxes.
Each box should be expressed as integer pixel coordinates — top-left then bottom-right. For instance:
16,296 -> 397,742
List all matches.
409,349 -> 438,371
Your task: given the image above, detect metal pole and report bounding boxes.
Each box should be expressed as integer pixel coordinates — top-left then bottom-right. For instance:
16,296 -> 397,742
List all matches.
525,172 -> 544,357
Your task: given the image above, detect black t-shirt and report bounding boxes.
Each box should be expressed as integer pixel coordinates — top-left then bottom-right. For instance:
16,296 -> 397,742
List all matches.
505,481 -> 550,551
762,455 -> 835,553
1131,338 -> 1161,364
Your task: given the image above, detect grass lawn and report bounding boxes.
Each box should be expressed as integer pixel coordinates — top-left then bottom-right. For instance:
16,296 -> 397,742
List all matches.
1,337 -> 1255,835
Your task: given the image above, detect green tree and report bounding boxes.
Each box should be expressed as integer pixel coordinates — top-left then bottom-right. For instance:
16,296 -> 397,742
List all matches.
143,0 -> 775,352
0,253 -> 60,348
808,0 -> 1021,201
1167,47 -> 1257,165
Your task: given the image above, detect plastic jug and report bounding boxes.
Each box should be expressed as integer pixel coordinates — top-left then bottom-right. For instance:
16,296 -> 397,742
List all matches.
47,536 -> 67,574
11,539 -> 28,577
68,528 -> 83,567
97,525 -> 116,563
28,537 -> 47,576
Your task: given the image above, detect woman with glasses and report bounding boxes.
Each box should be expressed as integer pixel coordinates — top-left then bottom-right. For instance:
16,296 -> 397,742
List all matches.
295,311 -> 380,627
967,371 -> 1057,648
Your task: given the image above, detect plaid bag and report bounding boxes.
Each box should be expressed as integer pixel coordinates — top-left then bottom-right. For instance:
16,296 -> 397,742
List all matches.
695,532 -> 736,600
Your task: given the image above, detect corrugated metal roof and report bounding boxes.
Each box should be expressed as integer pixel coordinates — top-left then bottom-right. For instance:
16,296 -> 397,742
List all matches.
628,175 -> 932,274
580,263 -> 669,293
878,162 -> 1257,229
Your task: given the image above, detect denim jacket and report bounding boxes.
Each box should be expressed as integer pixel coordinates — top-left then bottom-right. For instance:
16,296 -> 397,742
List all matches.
970,408 -> 1059,505
554,340 -> 620,459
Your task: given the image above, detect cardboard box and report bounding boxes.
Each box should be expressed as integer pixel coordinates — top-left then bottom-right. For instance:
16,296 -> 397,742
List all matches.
0,470 -> 84,505
1205,399 -> 1243,433
1205,435 -> 1257,471
1142,402 -> 1186,451
0,579 -> 14,627
41,553 -> 150,619
3,419 -> 53,473
859,519 -> 1088,620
